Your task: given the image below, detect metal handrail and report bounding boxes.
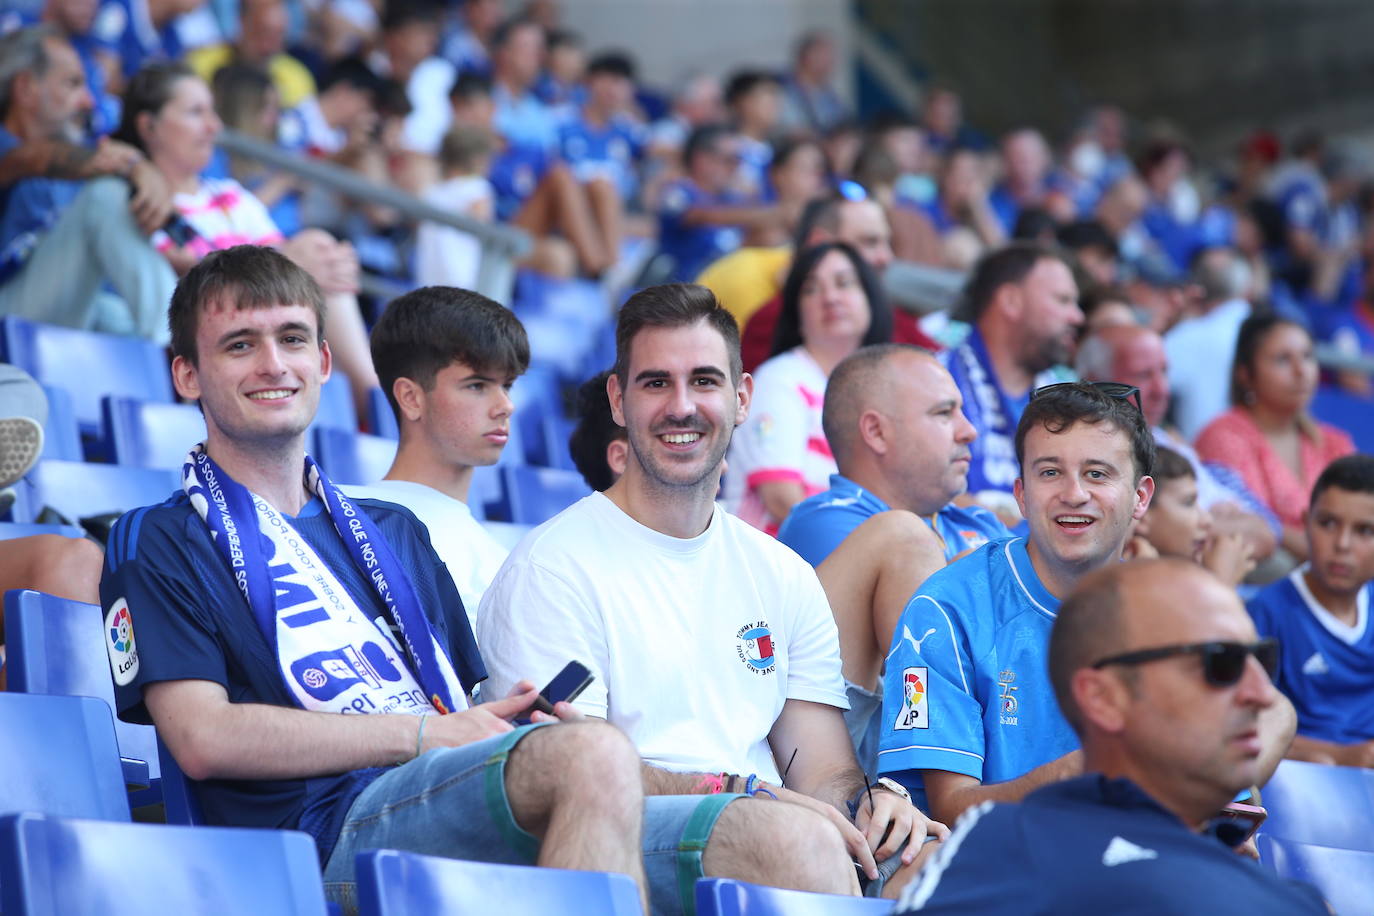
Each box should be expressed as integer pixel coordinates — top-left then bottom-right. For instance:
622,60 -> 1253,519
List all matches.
216,129 -> 531,302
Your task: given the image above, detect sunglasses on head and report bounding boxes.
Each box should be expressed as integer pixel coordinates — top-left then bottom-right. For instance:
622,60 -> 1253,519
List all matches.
1091,638 -> 1280,687
1032,381 -> 1143,414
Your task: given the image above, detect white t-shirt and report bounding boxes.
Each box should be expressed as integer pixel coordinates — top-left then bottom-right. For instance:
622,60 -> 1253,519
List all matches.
343,480 -> 508,636
415,176 -> 494,291
478,492 -> 848,781
725,347 -> 836,533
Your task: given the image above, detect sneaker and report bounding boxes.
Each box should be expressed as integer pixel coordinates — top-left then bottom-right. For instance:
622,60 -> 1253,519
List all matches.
0,415 -> 43,489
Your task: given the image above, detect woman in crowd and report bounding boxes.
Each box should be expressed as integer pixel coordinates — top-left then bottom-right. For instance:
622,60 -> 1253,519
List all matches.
1195,313 -> 1355,559
726,241 -> 891,534
113,61 -> 379,423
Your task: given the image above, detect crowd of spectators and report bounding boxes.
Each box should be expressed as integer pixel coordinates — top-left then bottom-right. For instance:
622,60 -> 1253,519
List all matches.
1,0 -> 1373,911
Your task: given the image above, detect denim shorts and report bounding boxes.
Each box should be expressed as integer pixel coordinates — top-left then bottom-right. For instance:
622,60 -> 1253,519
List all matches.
322,724 -> 738,916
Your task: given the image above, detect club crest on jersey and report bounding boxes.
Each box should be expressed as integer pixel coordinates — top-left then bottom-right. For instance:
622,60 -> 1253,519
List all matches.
105,598 -> 139,686
736,621 -> 776,675
999,668 -> 1019,724
894,667 -> 929,729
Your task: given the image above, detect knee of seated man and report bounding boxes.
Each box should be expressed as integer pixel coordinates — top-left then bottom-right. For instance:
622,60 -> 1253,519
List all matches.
515,719 -> 640,792
710,796 -> 852,885
81,175 -> 133,213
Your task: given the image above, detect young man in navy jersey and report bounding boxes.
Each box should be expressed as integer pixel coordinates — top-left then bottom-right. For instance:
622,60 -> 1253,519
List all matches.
99,246 -> 744,915
1247,454 -> 1374,766
893,560 -> 1326,915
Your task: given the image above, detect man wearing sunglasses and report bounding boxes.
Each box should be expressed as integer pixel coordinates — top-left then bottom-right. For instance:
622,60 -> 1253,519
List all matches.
891,559 -> 1323,915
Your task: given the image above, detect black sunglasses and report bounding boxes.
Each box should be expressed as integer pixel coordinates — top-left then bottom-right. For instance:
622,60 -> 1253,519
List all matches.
1091,638 -> 1280,687
1032,381 -> 1143,414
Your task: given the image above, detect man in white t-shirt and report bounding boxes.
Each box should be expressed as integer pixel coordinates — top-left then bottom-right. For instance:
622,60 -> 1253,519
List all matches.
480,283 -> 947,898
345,287 -> 516,631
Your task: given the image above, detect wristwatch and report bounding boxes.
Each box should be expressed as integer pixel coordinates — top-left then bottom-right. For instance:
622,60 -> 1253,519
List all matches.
873,777 -> 912,803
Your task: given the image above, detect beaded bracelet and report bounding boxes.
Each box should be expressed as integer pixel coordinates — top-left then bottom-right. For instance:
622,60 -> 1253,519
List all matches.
744,774 -> 778,799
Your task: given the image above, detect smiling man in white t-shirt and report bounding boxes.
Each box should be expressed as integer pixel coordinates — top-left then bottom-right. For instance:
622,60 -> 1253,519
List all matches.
480,282 -> 947,899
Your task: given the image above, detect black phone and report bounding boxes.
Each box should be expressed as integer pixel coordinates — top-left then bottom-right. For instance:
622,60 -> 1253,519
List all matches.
525,661 -> 595,718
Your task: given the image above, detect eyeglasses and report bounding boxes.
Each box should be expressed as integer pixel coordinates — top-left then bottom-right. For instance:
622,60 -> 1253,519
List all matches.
1031,381 -> 1143,414
1091,638 -> 1280,687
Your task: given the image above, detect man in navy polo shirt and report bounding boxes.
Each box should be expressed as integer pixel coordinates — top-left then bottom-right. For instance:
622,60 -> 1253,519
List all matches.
894,560 -> 1323,915
777,344 -> 1008,772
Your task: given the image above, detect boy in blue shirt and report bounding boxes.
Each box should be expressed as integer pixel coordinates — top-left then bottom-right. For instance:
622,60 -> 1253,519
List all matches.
558,52 -> 646,206
1247,454 -> 1374,766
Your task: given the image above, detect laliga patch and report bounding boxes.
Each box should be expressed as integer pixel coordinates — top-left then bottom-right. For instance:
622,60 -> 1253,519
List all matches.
894,667 -> 929,730
105,598 -> 139,686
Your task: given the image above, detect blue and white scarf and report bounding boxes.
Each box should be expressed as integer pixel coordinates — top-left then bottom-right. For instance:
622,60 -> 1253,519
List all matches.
183,446 -> 464,716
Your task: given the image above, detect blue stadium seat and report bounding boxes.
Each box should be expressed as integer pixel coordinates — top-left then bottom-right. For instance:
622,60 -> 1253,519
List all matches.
1260,759 -> 1374,851
4,590 -> 161,801
368,386 -> 400,439
312,427 -> 398,485
468,464 -> 504,522
0,693 -> 129,822
497,465 -> 590,525
0,813 -> 329,916
38,384 -> 82,461
694,878 -> 892,915
8,460 -> 180,525
312,372 -> 358,432
156,735 -> 204,826
510,364 -> 564,466
0,522 -> 86,540
354,849 -> 643,916
1311,385 -> 1374,453
480,520 -> 533,550
1257,834 -> 1374,915
102,396 -> 207,469
0,317 -> 173,437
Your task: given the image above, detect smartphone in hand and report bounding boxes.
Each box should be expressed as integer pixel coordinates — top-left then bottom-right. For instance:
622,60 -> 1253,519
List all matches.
517,661 -> 594,723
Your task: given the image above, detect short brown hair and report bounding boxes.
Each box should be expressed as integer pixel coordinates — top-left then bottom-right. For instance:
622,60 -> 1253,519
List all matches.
168,245 -> 326,366
614,283 -> 742,384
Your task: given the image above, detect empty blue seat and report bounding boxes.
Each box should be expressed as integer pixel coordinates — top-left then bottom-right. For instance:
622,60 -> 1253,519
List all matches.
0,693 -> 129,822
498,465 -> 590,525
1258,834 -> 1373,915
4,589 -> 161,799
0,317 -> 172,437
0,813 -> 329,916
102,395 -> 207,469
312,372 -> 358,432
355,849 -> 642,916
8,460 -> 179,525
695,878 -> 892,916
468,464 -> 504,522
1261,759 -> 1374,852
38,384 -> 82,461
368,386 -> 400,439
0,522 -> 86,540
312,427 -> 398,485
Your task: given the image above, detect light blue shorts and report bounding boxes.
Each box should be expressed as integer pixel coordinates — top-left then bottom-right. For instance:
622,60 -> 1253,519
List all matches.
322,724 -> 738,916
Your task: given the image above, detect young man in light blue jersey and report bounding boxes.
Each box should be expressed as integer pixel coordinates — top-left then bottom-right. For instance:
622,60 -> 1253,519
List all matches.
878,381 -> 1153,825
1247,454 -> 1374,767
777,344 -> 1009,772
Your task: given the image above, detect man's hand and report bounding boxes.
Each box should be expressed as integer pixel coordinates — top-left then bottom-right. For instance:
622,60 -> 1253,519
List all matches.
86,138 -> 143,179
1201,532 -> 1256,586
281,229 -> 360,294
127,159 -> 173,235
854,786 -> 951,866
763,785 -> 884,879
422,680 -> 551,751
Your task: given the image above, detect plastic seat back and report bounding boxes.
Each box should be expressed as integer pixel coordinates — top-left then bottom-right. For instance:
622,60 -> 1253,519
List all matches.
4,589 -> 160,798
367,387 -> 399,440
311,372 -> 357,432
1257,834 -> 1374,915
355,849 -> 643,916
102,396 -> 207,469
38,385 -> 82,461
0,317 -> 172,436
467,464 -> 504,522
694,878 -> 892,916
0,522 -> 86,540
312,428 -> 399,486
1261,759 -> 1374,851
498,465 -> 590,525
0,813 -> 329,916
0,693 -> 128,822
8,460 -> 179,525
